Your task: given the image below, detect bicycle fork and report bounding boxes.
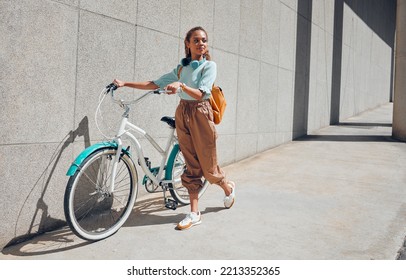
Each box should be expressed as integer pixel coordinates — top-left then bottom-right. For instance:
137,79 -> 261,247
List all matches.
106,140 -> 123,194
107,118 -> 127,194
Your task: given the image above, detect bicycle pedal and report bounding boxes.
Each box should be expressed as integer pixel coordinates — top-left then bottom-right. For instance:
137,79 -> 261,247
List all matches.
165,198 -> 178,210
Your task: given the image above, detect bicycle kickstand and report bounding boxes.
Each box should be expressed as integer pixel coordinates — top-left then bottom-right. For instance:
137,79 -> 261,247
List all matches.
162,183 -> 178,210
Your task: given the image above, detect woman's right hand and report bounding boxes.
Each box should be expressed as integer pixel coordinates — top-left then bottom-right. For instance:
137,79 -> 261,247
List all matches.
113,79 -> 125,88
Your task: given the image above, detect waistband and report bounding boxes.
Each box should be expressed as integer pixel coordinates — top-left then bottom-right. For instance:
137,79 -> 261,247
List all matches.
179,98 -> 210,104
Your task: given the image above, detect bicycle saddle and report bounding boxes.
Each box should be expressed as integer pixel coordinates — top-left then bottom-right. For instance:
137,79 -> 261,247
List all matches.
160,116 -> 176,128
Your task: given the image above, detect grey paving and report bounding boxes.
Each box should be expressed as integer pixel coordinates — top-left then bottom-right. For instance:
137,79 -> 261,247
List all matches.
1,103 -> 405,260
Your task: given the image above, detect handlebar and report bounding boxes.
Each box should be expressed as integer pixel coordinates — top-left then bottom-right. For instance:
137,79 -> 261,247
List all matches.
105,83 -> 176,108
95,83 -> 175,137
106,83 -> 172,95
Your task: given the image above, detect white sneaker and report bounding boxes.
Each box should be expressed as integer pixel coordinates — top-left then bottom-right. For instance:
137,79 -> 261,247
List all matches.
177,212 -> 202,230
223,181 -> 236,209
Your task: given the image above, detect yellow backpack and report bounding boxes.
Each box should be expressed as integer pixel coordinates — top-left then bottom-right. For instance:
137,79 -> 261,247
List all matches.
177,66 -> 226,124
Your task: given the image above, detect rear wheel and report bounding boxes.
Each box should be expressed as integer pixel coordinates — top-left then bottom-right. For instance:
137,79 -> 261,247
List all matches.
168,148 -> 209,205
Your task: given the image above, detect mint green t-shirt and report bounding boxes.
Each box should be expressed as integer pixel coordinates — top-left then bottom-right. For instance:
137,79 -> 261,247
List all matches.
153,58 -> 217,100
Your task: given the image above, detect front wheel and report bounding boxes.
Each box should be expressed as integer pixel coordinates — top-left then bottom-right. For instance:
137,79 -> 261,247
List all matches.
64,147 -> 138,241
168,148 -> 209,205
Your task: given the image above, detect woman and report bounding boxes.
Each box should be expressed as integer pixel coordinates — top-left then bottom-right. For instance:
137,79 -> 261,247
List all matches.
113,26 -> 235,230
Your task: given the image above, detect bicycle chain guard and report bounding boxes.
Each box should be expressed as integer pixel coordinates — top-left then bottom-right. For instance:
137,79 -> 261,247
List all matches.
142,164 -> 160,193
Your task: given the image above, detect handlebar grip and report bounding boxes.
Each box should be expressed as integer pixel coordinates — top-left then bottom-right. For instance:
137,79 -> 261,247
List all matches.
106,83 -> 118,92
153,89 -> 178,94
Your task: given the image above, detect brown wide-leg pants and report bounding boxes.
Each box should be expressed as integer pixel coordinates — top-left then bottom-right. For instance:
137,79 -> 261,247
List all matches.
175,99 -> 226,194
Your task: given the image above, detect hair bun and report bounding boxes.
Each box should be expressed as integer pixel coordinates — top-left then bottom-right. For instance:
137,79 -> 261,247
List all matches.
181,57 -> 190,66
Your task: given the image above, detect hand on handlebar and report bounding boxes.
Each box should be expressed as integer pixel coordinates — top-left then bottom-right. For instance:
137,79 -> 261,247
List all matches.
113,79 -> 125,88
165,82 -> 182,95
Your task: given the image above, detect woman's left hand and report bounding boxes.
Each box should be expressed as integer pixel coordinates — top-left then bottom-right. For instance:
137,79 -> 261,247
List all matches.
165,82 -> 181,94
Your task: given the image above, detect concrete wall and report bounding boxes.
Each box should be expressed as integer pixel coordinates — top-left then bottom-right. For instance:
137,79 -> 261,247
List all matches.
0,0 -> 396,249
393,0 -> 406,141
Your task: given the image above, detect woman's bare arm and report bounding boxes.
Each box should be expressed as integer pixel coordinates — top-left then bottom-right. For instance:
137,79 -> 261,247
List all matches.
113,79 -> 159,90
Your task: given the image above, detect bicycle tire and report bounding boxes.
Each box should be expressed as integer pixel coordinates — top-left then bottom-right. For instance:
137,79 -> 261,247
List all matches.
168,148 -> 209,205
64,147 -> 138,241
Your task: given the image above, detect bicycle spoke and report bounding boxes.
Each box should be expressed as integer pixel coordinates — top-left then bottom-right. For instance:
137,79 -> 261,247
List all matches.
81,168 -> 98,187
102,158 -> 127,190
75,196 -> 99,223
73,193 -> 97,215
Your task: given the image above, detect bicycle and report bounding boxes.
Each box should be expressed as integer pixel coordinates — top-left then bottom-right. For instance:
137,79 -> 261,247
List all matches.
64,83 -> 209,241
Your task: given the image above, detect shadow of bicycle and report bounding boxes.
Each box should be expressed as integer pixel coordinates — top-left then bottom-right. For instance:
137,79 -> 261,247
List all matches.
1,227 -> 90,257
2,192 -> 224,257
2,196 -> 164,257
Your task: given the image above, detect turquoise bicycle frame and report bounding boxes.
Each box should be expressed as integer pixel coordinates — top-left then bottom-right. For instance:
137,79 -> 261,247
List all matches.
67,141 -> 180,182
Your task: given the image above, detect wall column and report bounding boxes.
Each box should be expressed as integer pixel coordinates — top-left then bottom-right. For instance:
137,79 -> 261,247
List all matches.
393,0 -> 406,141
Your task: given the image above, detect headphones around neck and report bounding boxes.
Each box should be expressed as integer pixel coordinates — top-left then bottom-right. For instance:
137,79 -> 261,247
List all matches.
181,57 -> 206,69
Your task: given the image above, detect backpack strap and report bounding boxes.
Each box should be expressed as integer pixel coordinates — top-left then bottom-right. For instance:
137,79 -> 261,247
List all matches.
177,65 -> 183,79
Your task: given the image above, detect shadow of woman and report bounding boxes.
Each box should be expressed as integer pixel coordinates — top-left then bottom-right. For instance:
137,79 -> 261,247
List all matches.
124,194 -> 226,228
123,195 -> 186,228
